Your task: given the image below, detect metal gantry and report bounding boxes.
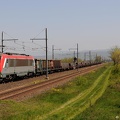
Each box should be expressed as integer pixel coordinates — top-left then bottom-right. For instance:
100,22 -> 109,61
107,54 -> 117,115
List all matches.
30,28 -> 48,79
69,43 -> 79,69
52,45 -> 61,59
1,31 -> 18,53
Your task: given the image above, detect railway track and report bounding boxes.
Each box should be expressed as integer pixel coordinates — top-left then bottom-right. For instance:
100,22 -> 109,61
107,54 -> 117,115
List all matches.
0,64 -> 104,101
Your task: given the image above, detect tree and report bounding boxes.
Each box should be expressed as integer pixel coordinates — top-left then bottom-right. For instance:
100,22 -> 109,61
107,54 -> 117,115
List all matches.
95,55 -> 102,62
109,46 -> 120,65
61,57 -> 82,63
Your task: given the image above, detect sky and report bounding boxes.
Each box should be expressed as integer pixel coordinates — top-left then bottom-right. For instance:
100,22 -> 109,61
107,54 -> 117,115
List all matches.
0,0 -> 120,57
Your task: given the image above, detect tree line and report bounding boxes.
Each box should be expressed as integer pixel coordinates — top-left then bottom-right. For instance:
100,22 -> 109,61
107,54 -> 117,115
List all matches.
109,46 -> 120,65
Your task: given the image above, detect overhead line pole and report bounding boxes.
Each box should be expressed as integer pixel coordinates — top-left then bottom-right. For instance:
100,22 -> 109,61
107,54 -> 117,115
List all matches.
69,48 -> 77,59
84,52 -> 86,61
89,51 -> 91,65
45,28 -> 48,79
1,31 -> 3,53
77,43 -> 78,70
74,51 -> 75,58
52,45 -> 61,59
30,28 -> 48,79
69,43 -> 79,70
52,45 -> 54,59
1,31 -> 18,53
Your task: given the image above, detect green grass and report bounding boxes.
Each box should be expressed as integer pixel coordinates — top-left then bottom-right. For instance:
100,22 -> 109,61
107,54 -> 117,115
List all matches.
0,65 -> 116,120
73,66 -> 120,120
39,66 -> 111,120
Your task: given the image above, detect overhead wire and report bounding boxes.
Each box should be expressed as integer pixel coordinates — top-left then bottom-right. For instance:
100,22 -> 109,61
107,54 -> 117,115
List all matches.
2,30 -> 52,56
3,31 -> 16,39
31,28 -> 45,40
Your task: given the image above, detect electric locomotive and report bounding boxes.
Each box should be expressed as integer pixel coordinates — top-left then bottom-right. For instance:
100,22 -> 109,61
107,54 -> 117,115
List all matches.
0,53 -> 35,81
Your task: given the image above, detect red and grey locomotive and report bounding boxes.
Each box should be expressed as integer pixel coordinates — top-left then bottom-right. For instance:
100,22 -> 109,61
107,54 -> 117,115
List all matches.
0,53 -> 35,81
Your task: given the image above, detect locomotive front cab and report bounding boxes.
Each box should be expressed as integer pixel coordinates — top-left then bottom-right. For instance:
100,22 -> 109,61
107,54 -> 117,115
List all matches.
0,54 -> 3,81
0,54 -> 10,81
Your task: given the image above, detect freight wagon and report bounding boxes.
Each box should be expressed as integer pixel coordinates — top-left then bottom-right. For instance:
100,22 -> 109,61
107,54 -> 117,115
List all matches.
35,59 -> 62,75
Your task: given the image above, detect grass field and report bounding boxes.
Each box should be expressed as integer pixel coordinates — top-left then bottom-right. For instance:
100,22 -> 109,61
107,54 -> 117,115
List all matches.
0,64 -> 119,120
73,65 -> 120,120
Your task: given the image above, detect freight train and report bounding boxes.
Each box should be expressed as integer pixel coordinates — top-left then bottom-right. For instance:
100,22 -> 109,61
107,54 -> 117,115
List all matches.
0,52 -> 101,82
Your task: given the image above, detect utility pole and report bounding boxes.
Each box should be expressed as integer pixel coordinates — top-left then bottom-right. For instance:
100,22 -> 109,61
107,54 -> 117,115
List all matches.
69,48 -> 76,58
1,32 -> 3,53
77,43 -> 78,69
84,52 -> 86,61
52,45 -> 61,59
30,28 -> 48,79
52,45 -> 54,59
45,28 -> 48,79
74,51 -> 75,58
1,31 -> 18,53
69,43 -> 79,69
89,51 -> 92,64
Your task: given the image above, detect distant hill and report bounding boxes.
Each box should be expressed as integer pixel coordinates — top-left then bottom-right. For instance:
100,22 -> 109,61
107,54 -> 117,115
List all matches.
34,49 -> 110,61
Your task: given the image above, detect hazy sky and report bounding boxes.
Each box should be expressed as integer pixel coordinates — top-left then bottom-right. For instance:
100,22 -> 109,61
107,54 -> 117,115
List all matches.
0,0 -> 120,56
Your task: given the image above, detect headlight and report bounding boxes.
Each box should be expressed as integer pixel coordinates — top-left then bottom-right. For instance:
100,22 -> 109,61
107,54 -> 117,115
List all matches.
0,73 -> 2,77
